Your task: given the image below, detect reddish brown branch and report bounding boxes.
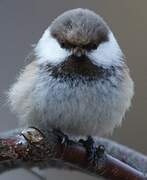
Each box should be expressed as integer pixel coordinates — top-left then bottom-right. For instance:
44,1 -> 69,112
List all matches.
95,138 -> 147,174
0,128 -> 146,179
53,140 -> 146,179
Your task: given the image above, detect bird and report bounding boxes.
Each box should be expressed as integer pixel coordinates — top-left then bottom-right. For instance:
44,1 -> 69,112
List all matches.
8,8 -> 134,144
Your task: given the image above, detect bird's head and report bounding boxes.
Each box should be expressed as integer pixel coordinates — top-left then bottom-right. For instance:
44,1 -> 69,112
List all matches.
35,8 -> 124,81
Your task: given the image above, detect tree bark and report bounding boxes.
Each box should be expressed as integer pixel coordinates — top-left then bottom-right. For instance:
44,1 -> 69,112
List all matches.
0,127 -> 146,179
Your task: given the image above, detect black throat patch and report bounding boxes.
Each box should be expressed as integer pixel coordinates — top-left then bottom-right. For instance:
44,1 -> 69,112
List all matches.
43,55 -> 116,84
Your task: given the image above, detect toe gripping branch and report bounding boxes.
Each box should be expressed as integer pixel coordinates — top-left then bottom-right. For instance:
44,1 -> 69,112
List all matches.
52,130 -> 106,174
79,136 -> 106,171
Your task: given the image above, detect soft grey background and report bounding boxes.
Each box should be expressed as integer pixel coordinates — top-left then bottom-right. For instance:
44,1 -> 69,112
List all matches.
0,0 -> 146,179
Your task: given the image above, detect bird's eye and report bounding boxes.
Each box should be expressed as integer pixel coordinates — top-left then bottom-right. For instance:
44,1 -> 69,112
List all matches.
59,40 -> 66,48
91,43 -> 98,50
60,42 -> 65,48
84,43 -> 98,51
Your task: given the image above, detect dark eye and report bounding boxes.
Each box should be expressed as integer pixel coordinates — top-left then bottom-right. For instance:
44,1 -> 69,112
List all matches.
60,41 -> 65,48
61,43 -> 65,48
91,43 -> 98,50
84,43 -> 98,51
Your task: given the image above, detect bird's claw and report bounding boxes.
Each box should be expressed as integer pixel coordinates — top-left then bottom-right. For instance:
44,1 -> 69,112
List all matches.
79,136 -> 105,168
52,128 -> 74,146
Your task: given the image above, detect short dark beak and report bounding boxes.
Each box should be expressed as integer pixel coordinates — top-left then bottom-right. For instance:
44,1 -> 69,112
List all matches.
72,47 -> 85,57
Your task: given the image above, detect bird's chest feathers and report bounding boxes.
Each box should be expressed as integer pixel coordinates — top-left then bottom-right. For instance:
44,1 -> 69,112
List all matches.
31,72 -> 126,135
32,73 -> 118,121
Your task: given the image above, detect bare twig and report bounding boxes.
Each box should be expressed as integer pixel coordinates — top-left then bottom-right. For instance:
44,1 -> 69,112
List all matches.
0,128 -> 146,179
95,138 -> 147,174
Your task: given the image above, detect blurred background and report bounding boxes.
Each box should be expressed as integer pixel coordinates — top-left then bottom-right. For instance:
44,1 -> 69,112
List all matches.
0,0 -> 146,179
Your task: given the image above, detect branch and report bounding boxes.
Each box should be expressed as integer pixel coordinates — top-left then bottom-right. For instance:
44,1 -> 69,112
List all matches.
95,138 -> 147,174
0,128 -> 146,179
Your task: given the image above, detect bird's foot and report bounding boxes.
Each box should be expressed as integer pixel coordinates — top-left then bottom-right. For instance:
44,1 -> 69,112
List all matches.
52,128 -> 74,146
79,136 -> 105,168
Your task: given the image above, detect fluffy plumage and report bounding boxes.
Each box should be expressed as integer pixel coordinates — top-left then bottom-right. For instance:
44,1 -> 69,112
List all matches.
8,8 -> 134,137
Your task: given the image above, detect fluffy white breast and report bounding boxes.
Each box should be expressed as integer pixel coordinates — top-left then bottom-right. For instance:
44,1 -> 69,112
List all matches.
35,29 -> 70,65
88,32 -> 124,67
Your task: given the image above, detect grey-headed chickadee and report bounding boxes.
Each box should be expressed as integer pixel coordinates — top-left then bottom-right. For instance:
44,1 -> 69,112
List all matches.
8,8 -> 134,138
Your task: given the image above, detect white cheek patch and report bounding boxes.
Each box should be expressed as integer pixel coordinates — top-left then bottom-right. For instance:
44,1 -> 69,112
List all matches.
88,32 -> 124,67
35,29 -> 70,65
